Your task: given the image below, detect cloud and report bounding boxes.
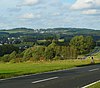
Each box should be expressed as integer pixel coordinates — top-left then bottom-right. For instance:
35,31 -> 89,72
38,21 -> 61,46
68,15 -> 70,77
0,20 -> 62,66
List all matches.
22,0 -> 39,6
8,7 -> 21,12
82,9 -> 96,14
71,0 -> 100,10
52,12 -> 61,16
82,9 -> 100,15
71,0 -> 100,15
19,13 -> 41,19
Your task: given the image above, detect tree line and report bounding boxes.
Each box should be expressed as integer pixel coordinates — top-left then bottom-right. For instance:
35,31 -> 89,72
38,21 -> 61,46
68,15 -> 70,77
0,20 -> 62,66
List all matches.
0,35 -> 94,62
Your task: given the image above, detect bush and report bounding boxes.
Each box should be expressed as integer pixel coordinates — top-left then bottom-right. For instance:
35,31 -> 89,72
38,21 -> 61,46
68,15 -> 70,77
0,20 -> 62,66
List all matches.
1,54 -> 10,62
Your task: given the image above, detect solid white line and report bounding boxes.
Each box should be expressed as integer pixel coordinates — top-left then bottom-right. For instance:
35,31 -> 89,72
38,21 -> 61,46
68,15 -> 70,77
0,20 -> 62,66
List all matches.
89,68 -> 99,72
0,67 -> 78,81
81,80 -> 100,88
0,75 -> 30,81
32,77 -> 59,84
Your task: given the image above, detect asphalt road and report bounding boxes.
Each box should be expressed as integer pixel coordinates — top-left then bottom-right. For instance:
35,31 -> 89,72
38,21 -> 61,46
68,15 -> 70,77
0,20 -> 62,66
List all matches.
83,47 -> 100,59
0,64 -> 100,88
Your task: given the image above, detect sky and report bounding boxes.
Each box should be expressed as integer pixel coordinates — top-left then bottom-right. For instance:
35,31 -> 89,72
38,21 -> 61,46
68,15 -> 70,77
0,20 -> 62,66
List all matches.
0,0 -> 100,30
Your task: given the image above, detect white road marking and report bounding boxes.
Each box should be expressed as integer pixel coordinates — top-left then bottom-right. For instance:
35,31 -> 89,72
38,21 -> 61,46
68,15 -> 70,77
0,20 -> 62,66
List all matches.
0,75 -> 30,81
32,77 -> 59,84
81,80 -> 100,88
89,68 -> 99,72
0,67 -> 78,81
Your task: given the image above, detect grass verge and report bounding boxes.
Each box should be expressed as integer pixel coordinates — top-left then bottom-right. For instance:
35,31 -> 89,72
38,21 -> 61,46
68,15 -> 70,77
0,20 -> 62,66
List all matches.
87,81 -> 100,88
0,59 -> 100,79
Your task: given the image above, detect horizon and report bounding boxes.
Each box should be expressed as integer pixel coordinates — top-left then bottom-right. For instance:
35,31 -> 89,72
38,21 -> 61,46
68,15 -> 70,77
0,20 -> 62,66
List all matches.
0,27 -> 98,31
0,0 -> 100,30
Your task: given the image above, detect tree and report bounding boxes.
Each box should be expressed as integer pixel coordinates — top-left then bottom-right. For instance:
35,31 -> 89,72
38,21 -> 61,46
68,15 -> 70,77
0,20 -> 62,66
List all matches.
60,46 -> 67,59
85,36 -> 94,52
59,46 -> 77,59
23,48 -> 33,61
55,46 -> 62,57
69,46 -> 78,59
0,45 -> 18,56
1,54 -> 9,62
32,46 -> 45,61
69,35 -> 94,54
44,47 -> 55,60
48,41 -> 57,49
9,51 -> 17,60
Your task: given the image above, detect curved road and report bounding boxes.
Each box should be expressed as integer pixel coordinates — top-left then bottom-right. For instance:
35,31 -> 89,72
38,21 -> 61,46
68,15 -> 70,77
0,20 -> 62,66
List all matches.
83,47 -> 100,59
0,64 -> 100,88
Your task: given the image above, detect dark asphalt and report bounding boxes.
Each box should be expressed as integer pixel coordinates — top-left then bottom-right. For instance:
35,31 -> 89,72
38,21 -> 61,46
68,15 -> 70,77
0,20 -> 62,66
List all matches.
83,47 -> 100,59
0,64 -> 100,88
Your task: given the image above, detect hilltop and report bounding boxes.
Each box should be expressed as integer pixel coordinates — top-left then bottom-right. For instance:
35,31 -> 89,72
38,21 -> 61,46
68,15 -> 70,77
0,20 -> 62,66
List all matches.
0,28 -> 100,35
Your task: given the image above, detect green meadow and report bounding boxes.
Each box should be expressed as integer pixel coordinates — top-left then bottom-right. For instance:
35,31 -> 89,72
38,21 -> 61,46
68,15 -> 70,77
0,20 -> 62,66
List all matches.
0,59 -> 100,79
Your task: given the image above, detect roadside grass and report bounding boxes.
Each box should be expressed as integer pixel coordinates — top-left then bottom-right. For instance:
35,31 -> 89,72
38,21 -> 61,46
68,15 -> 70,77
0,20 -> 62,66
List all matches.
87,81 -> 100,88
85,51 -> 100,62
0,59 -> 100,79
94,52 -> 100,59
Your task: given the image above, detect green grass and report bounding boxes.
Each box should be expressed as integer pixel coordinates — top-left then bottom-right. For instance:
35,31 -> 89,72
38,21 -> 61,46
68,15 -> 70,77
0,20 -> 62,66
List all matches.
94,52 -> 100,59
87,81 -> 100,88
0,59 -> 100,79
37,40 -> 47,42
58,39 -> 64,42
13,42 -> 34,47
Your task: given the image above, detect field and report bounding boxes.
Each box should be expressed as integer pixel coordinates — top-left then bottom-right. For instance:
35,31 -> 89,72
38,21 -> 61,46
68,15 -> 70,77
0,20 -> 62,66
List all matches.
0,59 -> 100,79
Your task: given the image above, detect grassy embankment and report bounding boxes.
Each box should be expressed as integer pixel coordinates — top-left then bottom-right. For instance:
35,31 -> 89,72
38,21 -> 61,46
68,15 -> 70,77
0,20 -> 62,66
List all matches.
87,81 -> 100,88
0,56 -> 100,79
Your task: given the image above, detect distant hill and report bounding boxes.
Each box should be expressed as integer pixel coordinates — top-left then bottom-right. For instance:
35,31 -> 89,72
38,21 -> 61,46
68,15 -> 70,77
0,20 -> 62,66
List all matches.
0,27 -> 100,48
0,28 -> 100,41
0,28 -> 34,34
0,27 -> 100,39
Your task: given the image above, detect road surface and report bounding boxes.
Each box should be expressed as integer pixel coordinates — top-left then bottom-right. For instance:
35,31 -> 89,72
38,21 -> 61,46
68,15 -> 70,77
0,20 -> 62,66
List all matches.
83,47 -> 100,59
0,64 -> 100,88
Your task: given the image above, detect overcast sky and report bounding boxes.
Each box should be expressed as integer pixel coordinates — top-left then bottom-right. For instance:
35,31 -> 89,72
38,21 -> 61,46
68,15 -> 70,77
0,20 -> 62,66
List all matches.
0,0 -> 100,30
